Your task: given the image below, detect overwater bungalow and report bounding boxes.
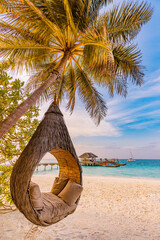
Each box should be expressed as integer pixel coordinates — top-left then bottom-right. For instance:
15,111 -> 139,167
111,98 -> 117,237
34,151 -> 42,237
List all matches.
79,153 -> 126,167
79,152 -> 98,166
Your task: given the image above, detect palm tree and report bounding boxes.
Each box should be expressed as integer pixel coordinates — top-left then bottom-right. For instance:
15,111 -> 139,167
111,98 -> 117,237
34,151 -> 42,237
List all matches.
0,0 -> 153,138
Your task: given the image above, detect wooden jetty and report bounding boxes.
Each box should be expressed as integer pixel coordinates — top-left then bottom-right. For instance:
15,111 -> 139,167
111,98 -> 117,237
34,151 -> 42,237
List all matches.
36,161 -> 59,171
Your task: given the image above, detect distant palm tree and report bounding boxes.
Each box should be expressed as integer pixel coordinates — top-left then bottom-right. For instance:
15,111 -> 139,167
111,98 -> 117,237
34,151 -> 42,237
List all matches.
0,0 -> 153,138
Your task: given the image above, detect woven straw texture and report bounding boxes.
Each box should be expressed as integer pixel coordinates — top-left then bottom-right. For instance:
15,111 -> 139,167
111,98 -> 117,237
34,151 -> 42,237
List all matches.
10,103 -> 82,226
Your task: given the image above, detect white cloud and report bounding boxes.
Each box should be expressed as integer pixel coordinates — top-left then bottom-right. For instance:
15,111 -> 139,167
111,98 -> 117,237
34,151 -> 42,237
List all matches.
107,103 -> 160,127
129,83 -> 160,100
38,101 -> 121,138
63,109 -> 121,138
127,119 -> 160,130
104,70 -> 160,129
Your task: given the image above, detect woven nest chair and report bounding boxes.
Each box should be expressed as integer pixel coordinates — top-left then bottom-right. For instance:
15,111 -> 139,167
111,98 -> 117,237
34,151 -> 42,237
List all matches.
10,102 -> 83,226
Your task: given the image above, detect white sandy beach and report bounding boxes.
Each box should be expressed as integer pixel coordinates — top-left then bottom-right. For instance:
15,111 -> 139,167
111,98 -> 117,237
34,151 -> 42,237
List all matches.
0,175 -> 160,240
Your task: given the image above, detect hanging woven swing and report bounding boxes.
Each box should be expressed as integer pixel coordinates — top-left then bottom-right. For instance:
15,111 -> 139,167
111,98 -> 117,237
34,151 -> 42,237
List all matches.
10,102 -> 83,226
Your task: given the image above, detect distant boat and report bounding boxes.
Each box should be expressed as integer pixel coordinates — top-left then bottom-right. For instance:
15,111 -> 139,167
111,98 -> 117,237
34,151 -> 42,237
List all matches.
128,158 -> 136,162
128,150 -> 136,162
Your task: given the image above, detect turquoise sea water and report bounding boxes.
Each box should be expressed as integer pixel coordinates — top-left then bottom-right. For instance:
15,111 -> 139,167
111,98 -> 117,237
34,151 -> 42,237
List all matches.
34,159 -> 160,179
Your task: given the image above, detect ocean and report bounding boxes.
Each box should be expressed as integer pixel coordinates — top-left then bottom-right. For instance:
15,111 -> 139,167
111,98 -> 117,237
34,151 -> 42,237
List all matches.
34,159 -> 160,179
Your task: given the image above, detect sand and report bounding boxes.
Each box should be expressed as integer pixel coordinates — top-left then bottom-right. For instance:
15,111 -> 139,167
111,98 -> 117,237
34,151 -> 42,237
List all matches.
0,175 -> 160,240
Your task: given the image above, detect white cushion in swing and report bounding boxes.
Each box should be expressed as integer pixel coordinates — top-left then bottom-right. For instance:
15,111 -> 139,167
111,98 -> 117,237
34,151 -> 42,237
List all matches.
29,182 -> 43,210
51,177 -> 69,195
58,180 -> 83,206
29,180 -> 82,223
38,193 -> 76,223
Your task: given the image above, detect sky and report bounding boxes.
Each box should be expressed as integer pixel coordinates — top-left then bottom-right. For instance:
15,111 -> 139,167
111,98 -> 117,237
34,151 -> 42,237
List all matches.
17,0 -> 160,160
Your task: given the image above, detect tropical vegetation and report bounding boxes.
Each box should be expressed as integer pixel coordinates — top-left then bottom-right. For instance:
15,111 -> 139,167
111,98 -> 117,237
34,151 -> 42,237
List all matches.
0,61 -> 40,207
0,0 -> 153,138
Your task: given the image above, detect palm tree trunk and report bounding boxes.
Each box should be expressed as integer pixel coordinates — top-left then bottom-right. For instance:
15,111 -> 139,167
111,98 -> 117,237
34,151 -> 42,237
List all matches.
0,53 -> 70,138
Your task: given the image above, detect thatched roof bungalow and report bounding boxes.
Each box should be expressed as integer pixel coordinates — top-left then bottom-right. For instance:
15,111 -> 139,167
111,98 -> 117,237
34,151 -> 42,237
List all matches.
79,152 -> 98,162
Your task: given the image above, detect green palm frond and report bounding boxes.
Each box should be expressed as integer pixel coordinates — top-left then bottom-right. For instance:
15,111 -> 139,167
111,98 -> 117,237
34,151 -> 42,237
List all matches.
113,76 -> 128,97
24,0 -> 64,38
87,0 -> 113,23
0,20 -> 48,45
63,0 -> 76,32
80,27 -> 112,50
0,0 -> 24,12
96,1 -> 153,42
72,57 -> 107,124
0,0 -> 66,47
85,42 -> 143,96
82,24 -> 115,83
83,42 -> 115,77
65,60 -> 77,112
0,39 -> 56,72
113,44 -> 144,86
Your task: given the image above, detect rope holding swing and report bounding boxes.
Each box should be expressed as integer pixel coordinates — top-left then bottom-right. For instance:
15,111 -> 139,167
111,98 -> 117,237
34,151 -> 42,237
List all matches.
10,102 -> 83,226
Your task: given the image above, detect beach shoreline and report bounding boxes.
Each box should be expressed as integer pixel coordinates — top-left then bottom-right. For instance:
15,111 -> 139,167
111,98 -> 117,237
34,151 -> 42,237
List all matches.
0,175 -> 160,240
34,172 -> 160,181
82,174 -> 160,181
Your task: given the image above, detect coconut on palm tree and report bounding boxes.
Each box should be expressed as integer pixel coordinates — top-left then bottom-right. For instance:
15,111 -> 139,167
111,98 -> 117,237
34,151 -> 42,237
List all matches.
0,0 -> 153,138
